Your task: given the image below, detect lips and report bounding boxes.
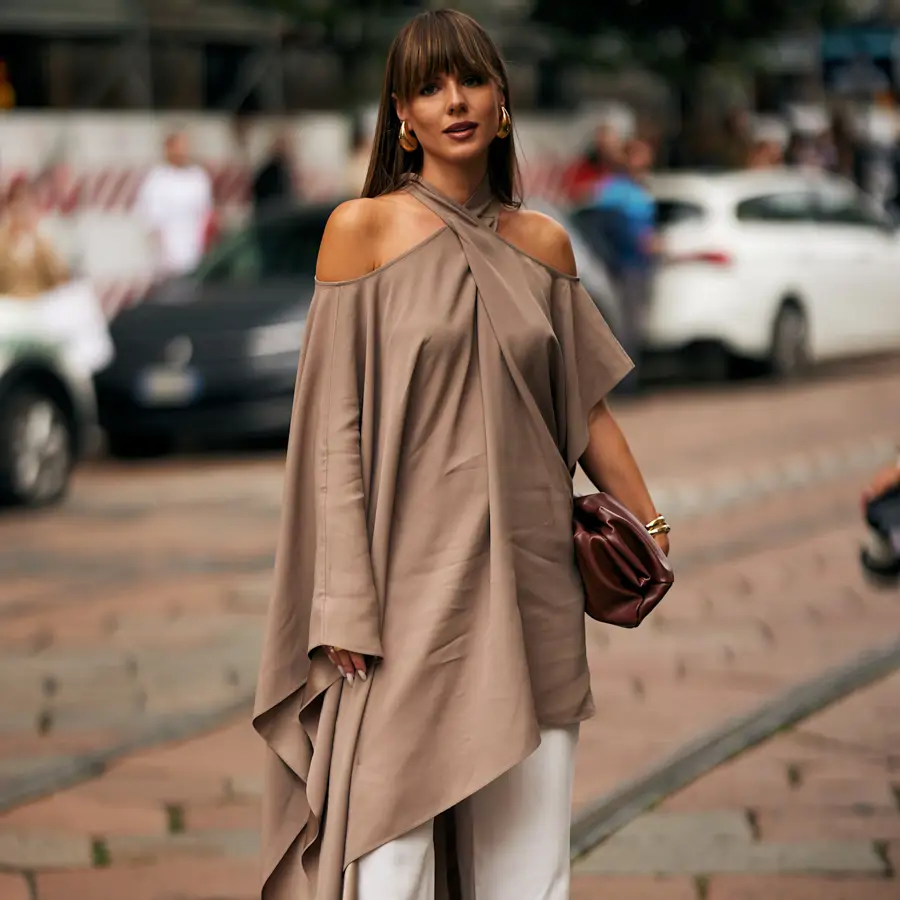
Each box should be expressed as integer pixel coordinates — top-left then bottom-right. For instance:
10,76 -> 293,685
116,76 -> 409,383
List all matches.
444,121 -> 478,136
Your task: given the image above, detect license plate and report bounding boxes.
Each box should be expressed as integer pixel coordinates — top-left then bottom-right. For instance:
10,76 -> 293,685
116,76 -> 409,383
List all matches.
136,366 -> 201,406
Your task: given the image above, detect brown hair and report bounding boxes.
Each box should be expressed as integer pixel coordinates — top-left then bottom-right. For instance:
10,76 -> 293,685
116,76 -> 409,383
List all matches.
362,9 -> 521,207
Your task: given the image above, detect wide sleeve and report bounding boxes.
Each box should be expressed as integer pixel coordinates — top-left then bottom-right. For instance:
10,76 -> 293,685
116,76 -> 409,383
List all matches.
258,279 -> 383,718
304,283 -> 383,659
551,276 -> 634,470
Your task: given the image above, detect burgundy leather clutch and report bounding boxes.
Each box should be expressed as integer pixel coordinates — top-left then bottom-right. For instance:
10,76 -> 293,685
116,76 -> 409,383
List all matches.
573,493 -> 674,628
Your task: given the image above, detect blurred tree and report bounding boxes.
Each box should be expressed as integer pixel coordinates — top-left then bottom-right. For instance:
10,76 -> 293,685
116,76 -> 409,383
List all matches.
532,0 -> 851,162
532,0 -> 849,76
237,0 -> 414,103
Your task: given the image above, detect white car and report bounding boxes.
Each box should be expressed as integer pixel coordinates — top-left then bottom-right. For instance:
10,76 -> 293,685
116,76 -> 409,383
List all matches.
644,169 -> 900,378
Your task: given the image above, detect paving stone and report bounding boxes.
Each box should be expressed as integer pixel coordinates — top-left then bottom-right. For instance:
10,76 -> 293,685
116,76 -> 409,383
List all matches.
0,828 -> 91,868
610,811 -> 756,843
77,762 -> 227,807
0,873 -> 30,900
706,874 -> 900,899
104,828 -> 259,863
222,775 -> 263,802
570,874 -> 698,899
34,856 -> 259,900
755,807 -> 900,841
577,829 -> 886,876
0,784 -> 168,836
184,801 -> 260,831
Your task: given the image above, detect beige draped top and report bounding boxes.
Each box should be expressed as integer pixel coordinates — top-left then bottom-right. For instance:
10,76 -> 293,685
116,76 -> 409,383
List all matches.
253,176 -> 633,899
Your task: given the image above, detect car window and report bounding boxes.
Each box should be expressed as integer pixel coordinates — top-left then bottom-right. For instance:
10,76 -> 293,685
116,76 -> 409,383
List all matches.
815,186 -> 890,229
197,213 -> 329,285
736,192 -> 817,223
655,199 -> 705,228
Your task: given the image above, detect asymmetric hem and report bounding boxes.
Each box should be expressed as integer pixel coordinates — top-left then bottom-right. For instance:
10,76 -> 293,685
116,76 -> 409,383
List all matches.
253,176 -> 634,900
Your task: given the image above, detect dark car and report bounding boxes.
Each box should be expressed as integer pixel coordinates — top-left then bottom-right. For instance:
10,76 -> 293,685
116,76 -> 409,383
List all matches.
96,198 -> 622,457
94,203 -> 332,457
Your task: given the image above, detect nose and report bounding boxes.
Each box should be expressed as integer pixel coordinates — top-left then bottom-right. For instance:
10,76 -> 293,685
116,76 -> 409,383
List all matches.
446,78 -> 468,114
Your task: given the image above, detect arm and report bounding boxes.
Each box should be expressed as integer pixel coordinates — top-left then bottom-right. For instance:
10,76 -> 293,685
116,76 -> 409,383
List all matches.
314,198 -> 380,683
517,211 -> 669,554
580,400 -> 668,554
35,234 -> 68,288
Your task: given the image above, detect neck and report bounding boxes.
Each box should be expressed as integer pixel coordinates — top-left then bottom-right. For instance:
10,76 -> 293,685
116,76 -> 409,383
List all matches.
418,155 -> 489,205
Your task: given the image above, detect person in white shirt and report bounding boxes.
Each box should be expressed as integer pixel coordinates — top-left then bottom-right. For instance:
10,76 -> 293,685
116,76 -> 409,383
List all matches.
135,130 -> 213,279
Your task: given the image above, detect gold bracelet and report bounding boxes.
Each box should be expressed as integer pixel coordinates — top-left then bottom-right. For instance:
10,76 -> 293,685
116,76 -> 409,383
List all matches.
648,523 -> 671,536
645,514 -> 667,530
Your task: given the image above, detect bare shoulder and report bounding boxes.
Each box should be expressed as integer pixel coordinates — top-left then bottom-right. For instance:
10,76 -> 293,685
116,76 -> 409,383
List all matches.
499,208 -> 577,277
315,198 -> 382,283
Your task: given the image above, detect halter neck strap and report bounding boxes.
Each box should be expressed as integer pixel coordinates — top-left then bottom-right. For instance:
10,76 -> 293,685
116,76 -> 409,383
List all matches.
406,175 -> 501,232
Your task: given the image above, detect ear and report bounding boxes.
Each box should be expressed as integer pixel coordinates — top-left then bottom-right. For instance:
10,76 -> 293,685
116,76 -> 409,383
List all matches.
392,93 -> 409,125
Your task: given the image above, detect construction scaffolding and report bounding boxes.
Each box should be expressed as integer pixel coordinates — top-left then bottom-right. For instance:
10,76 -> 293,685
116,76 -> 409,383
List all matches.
0,0 -> 291,110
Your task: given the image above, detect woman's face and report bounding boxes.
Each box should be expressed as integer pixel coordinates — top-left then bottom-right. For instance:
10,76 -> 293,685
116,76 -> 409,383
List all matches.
395,70 -> 503,166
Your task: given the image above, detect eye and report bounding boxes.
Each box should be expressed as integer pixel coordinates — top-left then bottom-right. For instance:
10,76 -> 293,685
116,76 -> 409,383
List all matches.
461,73 -> 484,88
419,82 -> 439,97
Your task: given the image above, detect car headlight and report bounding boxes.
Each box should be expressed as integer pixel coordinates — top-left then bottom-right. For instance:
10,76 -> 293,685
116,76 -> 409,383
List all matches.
245,320 -> 305,357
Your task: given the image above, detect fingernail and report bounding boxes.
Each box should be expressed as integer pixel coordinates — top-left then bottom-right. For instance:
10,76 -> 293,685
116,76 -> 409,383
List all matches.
337,666 -> 347,678
345,672 -> 354,685
357,670 -> 367,682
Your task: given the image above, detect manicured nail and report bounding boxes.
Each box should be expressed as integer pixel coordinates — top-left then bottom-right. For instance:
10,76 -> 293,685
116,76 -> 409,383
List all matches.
357,670 -> 367,682
337,666 -> 347,678
345,672 -> 354,685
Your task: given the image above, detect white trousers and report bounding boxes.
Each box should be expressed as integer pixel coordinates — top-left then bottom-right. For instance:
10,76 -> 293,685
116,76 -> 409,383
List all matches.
357,725 -> 579,900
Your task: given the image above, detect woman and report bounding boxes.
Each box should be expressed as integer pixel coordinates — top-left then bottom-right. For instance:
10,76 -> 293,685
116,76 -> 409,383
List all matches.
254,10 -> 668,900
0,178 -> 68,298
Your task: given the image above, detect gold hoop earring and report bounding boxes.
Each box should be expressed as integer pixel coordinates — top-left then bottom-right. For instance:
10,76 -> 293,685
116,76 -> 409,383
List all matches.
398,120 -> 419,152
496,106 -> 512,139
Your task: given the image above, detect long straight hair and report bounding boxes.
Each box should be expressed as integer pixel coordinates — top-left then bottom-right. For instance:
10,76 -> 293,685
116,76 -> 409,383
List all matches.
362,9 -> 521,207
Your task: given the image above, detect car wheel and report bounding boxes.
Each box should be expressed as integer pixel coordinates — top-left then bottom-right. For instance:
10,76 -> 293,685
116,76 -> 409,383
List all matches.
106,431 -> 171,460
769,303 -> 810,380
689,342 -> 731,382
0,386 -> 74,507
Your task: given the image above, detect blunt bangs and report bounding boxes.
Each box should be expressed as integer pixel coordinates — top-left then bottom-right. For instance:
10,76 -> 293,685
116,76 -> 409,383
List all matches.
392,11 -> 504,102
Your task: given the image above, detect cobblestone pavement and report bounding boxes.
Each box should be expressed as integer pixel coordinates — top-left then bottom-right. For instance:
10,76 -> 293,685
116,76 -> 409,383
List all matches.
0,360 -> 899,899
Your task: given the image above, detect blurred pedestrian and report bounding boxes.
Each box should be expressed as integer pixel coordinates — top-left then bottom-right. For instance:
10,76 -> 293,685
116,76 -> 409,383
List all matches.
718,107 -> 753,170
0,60 -> 14,111
0,178 -> 68,298
254,9 -> 666,900
135,129 -> 213,280
746,137 -> 783,169
252,130 -> 296,217
862,456 -> 900,512
561,121 -> 622,203
860,452 -> 900,584
591,138 -> 659,394
786,131 -> 825,169
829,110 -> 864,185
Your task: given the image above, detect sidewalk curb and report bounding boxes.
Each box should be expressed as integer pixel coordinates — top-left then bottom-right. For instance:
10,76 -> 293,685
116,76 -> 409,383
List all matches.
569,636 -> 900,860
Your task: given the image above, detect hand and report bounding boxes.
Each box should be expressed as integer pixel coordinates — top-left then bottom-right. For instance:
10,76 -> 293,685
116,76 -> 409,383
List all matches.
324,646 -> 369,685
653,532 -> 670,557
861,463 -> 900,513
